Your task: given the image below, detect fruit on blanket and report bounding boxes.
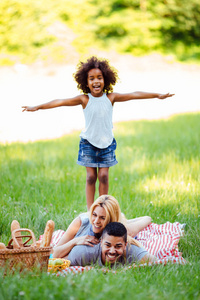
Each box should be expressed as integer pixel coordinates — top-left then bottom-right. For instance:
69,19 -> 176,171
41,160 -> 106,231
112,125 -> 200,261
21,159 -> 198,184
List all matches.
49,258 -> 64,266
54,259 -> 64,265
48,259 -> 55,266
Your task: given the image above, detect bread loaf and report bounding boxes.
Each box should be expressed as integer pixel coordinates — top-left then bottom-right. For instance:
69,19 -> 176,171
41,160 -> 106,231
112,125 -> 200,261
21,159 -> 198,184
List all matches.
0,242 -> 6,250
40,220 -> 55,247
11,220 -> 23,248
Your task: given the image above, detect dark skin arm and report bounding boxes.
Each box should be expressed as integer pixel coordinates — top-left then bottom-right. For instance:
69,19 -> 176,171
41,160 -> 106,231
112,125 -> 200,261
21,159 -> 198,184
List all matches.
107,91 -> 174,104
22,94 -> 89,112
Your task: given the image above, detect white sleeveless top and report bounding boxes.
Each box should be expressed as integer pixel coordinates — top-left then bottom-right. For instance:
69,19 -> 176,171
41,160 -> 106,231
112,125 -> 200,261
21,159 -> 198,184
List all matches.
80,93 -> 114,149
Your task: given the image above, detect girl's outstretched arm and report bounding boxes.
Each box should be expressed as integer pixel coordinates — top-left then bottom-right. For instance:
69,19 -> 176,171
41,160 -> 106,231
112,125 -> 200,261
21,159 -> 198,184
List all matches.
53,216 -> 99,258
22,94 -> 88,112
109,92 -> 174,103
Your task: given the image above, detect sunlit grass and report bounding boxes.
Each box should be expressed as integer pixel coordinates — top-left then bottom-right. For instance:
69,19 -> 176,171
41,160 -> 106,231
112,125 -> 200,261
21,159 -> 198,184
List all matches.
0,112 -> 199,299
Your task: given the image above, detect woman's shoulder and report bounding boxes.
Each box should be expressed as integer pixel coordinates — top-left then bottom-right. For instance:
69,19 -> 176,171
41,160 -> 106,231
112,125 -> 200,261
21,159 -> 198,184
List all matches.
78,212 -> 90,223
74,212 -> 92,237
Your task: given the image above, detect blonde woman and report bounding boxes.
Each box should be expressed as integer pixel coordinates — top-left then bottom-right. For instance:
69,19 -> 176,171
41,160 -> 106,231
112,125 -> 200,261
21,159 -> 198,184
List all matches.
53,195 -> 151,258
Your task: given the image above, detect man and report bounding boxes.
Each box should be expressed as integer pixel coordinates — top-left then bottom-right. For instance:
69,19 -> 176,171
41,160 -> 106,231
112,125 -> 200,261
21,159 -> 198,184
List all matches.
67,222 -> 157,267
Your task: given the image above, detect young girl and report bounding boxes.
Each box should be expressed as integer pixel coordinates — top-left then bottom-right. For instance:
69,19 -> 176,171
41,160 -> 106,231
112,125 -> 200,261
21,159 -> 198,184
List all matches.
22,56 -> 174,209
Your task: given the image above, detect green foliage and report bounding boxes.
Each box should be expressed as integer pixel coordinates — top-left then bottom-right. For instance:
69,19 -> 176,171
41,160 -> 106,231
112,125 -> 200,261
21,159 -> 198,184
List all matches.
0,0 -> 57,64
151,0 -> 200,43
148,0 -> 200,60
58,0 -> 200,60
0,0 -> 200,65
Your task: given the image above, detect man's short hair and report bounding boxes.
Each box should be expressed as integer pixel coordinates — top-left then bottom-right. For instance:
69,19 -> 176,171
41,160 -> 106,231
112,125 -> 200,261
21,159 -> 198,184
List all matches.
102,222 -> 127,243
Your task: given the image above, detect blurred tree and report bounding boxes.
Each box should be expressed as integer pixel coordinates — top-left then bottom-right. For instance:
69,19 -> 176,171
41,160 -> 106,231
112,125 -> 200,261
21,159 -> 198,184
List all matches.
0,0 -> 55,64
149,0 -> 200,45
0,0 -> 200,65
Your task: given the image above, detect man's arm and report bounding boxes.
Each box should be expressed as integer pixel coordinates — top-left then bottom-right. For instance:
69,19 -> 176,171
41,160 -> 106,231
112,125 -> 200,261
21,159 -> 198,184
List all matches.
126,244 -> 157,265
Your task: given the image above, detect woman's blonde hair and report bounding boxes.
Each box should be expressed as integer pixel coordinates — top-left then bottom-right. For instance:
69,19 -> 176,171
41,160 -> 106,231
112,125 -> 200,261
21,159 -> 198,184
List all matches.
89,195 -> 142,248
89,195 -> 122,226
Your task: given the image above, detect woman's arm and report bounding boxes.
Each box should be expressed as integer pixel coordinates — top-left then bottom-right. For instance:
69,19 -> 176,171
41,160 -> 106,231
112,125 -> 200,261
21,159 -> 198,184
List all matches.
126,216 -> 152,237
22,94 -> 88,112
53,216 -> 99,258
108,92 -> 174,104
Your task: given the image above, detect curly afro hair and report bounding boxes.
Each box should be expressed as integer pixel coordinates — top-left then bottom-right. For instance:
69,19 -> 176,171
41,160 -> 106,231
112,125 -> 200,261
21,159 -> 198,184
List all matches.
73,56 -> 118,94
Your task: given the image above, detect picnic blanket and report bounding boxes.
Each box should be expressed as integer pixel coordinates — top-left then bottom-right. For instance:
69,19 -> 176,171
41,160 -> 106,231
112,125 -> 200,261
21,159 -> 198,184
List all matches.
40,222 -> 186,275
136,222 -> 185,259
53,257 -> 186,276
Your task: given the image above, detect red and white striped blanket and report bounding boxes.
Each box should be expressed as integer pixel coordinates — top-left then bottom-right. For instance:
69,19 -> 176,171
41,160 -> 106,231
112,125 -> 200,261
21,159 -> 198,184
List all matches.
136,222 -> 184,259
40,222 -> 186,275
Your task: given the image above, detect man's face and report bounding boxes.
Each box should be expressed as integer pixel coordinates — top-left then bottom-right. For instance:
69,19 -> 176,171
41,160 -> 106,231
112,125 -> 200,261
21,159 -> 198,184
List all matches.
101,233 -> 127,266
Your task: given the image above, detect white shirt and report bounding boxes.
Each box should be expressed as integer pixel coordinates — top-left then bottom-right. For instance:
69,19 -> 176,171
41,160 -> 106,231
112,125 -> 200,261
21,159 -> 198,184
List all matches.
80,93 -> 114,149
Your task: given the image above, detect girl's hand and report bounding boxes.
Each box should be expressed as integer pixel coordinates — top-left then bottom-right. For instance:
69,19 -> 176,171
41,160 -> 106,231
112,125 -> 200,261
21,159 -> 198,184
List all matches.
75,235 -> 99,247
22,106 -> 38,112
158,93 -> 175,99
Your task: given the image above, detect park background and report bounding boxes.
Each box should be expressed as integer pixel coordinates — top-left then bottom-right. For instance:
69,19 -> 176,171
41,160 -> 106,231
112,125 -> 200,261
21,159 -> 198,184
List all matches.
1,0 -> 200,143
0,1 -> 200,299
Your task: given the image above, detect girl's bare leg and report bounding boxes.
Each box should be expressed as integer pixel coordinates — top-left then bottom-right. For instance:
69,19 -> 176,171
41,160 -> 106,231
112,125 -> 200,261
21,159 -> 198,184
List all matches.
86,167 -> 97,210
98,167 -> 109,196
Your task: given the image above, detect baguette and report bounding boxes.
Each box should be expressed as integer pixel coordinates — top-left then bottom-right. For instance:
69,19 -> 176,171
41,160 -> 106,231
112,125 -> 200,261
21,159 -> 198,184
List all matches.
11,220 -> 23,248
40,220 -> 55,247
0,242 -> 6,250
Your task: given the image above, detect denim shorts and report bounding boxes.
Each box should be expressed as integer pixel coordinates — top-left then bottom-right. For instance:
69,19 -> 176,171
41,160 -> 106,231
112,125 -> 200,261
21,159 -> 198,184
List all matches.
77,138 -> 118,168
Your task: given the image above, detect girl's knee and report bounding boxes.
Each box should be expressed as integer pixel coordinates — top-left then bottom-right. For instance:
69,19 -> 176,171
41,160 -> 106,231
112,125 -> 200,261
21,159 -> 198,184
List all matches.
98,172 -> 109,184
86,173 -> 97,185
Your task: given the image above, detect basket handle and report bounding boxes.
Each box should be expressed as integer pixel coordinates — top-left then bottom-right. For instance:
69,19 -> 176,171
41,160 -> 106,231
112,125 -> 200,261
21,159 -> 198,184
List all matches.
11,228 -> 36,249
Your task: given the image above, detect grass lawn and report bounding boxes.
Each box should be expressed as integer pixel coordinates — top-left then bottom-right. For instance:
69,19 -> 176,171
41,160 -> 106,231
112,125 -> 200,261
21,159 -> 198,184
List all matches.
0,112 -> 200,299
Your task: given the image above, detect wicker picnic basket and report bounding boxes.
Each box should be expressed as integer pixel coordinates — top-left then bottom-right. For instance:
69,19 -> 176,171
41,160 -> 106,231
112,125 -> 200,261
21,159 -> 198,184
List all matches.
0,228 -> 52,273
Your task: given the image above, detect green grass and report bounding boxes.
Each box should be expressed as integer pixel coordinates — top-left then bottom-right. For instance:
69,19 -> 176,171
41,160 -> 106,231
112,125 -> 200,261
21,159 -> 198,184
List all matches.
0,113 -> 200,299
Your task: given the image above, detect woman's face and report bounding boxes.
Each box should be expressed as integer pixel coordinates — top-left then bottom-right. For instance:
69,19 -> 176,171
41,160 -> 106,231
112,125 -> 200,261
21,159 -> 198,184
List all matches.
91,206 -> 107,234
